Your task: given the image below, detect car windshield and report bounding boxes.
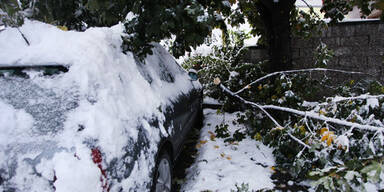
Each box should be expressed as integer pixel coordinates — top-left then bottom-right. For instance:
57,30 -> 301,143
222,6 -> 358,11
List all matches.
0,65 -> 79,135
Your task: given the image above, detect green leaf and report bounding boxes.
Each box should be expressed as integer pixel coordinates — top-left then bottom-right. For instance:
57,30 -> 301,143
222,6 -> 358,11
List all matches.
361,161 -> 380,174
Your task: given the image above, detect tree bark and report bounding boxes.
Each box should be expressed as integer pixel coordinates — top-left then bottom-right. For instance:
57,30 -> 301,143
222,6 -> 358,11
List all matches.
257,0 -> 296,72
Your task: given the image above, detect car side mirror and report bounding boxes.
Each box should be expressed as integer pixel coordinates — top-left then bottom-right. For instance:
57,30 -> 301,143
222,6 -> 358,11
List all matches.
188,69 -> 199,81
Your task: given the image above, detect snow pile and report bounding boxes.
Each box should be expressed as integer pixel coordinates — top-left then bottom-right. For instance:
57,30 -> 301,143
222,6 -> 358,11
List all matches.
182,109 -> 275,191
0,20 -> 195,191
0,101 -> 34,144
203,96 -> 222,105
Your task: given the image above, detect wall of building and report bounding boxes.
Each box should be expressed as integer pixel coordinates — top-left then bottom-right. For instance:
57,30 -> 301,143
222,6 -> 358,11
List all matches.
292,20 -> 384,83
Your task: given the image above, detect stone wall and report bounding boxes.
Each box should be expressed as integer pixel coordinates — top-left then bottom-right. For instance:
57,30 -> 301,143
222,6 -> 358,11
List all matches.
241,46 -> 268,64
292,20 -> 384,83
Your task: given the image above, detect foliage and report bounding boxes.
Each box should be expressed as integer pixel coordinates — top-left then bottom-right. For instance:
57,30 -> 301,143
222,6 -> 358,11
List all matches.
215,123 -> 231,138
0,0 -> 23,27
0,0 -> 131,30
226,73 -> 384,190
183,30 -> 264,111
313,42 -> 334,68
122,0 -> 232,58
231,183 -> 250,192
321,0 -> 384,23
290,6 -> 326,39
321,0 -> 353,23
1,0 -> 384,60
231,0 -> 266,46
0,0 -> 235,59
206,64 -> 384,191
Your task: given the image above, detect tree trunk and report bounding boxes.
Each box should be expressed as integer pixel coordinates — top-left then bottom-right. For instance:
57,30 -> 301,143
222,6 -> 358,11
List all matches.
258,0 -> 296,72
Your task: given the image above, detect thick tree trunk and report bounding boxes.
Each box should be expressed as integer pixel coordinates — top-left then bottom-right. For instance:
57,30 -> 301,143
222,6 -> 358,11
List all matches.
258,0 -> 296,72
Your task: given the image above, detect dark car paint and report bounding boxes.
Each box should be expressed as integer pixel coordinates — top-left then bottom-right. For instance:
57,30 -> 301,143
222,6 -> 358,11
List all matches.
133,55 -> 203,162
169,90 -> 201,161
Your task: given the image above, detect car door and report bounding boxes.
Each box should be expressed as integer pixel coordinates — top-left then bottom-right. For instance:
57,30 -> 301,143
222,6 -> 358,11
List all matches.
158,69 -> 199,157
169,91 -> 192,150
169,76 -> 203,157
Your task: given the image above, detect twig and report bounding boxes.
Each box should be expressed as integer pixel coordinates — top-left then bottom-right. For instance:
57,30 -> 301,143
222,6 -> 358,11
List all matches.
304,117 -> 315,135
288,133 -> 311,148
234,68 -> 365,95
299,0 -> 323,20
296,146 -> 307,158
300,0 -> 312,8
17,27 -> 30,46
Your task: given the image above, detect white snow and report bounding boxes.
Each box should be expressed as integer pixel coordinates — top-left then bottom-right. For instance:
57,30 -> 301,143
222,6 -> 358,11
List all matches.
335,135 -> 350,151
0,101 -> 34,144
203,96 -> 221,105
295,0 -> 322,7
222,1 -> 231,7
0,20 -> 196,191
367,98 -> 379,109
182,109 -> 275,191
41,149 -> 102,192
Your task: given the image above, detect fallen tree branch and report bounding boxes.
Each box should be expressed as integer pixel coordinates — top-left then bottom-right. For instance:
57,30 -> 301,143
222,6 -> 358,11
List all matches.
262,105 -> 383,132
220,84 -> 384,133
220,84 -> 311,149
234,68 -> 365,95
326,94 -> 384,103
220,84 -> 281,127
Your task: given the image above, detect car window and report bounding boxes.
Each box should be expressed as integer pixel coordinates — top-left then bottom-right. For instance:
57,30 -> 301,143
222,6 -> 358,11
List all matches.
135,58 -> 154,84
157,60 -> 175,83
135,54 -> 175,84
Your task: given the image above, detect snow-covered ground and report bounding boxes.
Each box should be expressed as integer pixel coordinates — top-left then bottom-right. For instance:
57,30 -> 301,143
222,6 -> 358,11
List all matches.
182,109 -> 275,191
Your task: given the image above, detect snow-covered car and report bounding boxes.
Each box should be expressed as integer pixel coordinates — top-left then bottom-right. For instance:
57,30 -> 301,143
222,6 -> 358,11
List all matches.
0,20 -> 202,192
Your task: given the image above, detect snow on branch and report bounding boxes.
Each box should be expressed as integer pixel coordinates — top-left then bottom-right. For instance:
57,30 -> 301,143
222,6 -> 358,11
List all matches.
326,94 -> 384,103
261,105 -> 384,132
220,84 -> 281,127
220,84 -> 311,149
220,84 -> 384,134
234,68 -> 365,95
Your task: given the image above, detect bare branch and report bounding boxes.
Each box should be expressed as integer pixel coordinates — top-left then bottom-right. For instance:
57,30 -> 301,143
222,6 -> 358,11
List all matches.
299,0 -> 323,20
261,105 -> 384,132
234,68 -> 365,95
326,94 -> 384,104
